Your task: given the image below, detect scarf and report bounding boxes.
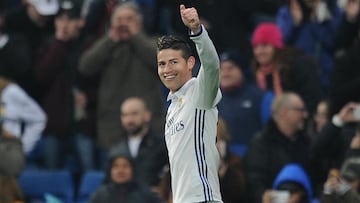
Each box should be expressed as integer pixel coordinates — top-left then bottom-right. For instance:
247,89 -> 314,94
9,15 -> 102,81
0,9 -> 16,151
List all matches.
256,64 -> 283,95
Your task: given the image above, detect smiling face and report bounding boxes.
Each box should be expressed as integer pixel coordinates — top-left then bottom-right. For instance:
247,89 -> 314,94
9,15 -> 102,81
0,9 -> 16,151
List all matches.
157,49 -> 194,93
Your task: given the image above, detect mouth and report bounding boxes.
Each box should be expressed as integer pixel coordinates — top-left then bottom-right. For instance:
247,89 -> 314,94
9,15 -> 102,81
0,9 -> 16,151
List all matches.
164,73 -> 176,80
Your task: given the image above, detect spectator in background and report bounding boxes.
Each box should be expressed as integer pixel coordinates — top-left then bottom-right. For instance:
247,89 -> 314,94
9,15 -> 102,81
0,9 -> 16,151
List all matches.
276,0 -> 342,93
312,100 -> 330,134
0,76 -> 46,176
245,92 -> 311,203
263,163 -> 314,203
217,117 -> 247,203
308,101 -> 360,197
83,0 -> 158,38
0,76 -> 46,157
109,97 -> 168,187
33,0 -> 98,171
0,0 -> 59,101
333,0 -> 360,52
329,0 -> 360,117
251,22 -> 322,121
78,2 -> 165,161
218,49 -> 263,147
89,150 -> 161,203
320,123 -> 360,203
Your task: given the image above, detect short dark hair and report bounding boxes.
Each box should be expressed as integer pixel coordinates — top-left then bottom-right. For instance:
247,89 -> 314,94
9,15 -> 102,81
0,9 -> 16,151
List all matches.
157,35 -> 194,59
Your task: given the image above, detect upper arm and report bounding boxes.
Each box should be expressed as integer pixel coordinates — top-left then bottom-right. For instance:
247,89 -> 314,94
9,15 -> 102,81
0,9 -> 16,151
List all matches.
191,26 -> 221,108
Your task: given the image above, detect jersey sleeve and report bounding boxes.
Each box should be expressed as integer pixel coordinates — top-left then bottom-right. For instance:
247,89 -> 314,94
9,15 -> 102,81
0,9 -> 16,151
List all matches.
190,25 -> 222,109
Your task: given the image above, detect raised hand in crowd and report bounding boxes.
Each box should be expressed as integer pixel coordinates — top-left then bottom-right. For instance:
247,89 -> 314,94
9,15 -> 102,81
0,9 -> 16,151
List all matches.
290,0 -> 303,25
333,102 -> 360,125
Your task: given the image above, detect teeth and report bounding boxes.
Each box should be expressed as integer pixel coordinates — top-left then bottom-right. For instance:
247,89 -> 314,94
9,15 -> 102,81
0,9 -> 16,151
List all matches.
164,74 -> 175,79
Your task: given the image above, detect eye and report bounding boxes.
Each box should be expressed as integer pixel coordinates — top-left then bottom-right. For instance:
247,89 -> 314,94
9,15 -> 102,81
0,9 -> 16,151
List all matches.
170,60 -> 177,65
158,62 -> 165,67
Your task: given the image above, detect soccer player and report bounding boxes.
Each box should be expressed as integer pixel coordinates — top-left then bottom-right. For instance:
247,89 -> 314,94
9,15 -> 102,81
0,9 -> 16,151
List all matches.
156,4 -> 223,203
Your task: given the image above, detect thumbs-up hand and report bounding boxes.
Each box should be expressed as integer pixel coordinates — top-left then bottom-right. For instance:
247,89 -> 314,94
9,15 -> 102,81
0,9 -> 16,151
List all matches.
180,4 -> 201,34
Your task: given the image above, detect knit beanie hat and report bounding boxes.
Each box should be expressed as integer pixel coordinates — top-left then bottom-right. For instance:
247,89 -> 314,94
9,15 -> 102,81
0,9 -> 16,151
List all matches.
220,49 -> 246,70
251,23 -> 284,49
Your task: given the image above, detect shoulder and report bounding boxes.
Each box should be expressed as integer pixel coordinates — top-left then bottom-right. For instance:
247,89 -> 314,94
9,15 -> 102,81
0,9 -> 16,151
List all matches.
2,83 -> 27,99
90,185 -> 111,202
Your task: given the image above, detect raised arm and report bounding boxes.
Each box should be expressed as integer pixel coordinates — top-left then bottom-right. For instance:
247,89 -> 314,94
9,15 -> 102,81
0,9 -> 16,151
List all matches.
180,4 -> 220,108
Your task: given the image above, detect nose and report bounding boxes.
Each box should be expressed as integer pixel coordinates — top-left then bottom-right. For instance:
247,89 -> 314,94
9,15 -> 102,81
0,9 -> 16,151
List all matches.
163,63 -> 172,73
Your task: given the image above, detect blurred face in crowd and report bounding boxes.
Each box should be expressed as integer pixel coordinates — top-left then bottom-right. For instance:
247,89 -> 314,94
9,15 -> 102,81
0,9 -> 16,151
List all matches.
220,60 -> 244,89
120,98 -> 151,136
314,100 -> 328,132
55,14 -> 82,41
253,44 -> 275,66
111,6 -> 141,41
284,95 -> 308,132
157,49 -> 195,93
111,157 -> 133,184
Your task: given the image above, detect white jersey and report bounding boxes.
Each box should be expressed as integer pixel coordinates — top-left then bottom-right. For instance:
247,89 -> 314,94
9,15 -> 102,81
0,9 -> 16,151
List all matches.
165,26 -> 223,203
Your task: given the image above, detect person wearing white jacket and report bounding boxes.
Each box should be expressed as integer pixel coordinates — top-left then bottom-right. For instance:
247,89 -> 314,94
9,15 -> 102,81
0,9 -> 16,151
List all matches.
0,77 -> 47,155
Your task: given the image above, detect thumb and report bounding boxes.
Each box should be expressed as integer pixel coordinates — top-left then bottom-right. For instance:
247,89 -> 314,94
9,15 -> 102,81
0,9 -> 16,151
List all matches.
180,4 -> 185,13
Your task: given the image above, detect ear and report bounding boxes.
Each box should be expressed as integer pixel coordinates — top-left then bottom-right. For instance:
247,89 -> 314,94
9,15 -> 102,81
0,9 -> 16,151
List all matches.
77,18 -> 85,28
144,110 -> 152,122
187,56 -> 196,72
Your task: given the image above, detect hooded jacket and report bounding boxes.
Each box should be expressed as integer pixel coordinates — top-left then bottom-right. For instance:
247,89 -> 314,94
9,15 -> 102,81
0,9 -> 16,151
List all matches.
273,163 -> 313,203
89,151 -> 161,203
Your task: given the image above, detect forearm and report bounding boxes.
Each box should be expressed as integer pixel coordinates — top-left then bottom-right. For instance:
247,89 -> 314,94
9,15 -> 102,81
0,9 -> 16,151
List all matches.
21,123 -> 45,154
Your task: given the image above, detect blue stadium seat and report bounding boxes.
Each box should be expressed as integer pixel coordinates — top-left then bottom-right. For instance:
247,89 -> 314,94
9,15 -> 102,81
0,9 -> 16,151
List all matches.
18,169 -> 74,203
77,171 -> 104,203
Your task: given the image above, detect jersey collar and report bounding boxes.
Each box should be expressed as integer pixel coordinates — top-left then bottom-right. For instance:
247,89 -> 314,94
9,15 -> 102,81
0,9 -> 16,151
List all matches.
167,78 -> 196,102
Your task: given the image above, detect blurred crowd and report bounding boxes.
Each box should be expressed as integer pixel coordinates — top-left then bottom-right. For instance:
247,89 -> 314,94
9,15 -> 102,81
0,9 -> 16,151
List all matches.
0,0 -> 360,202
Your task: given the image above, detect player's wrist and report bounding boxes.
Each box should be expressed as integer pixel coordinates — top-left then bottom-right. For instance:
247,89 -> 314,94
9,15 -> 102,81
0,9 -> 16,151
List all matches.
189,25 -> 203,36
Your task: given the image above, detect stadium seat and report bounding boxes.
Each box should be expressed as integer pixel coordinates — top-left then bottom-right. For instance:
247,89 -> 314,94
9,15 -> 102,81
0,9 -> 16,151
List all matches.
77,171 -> 104,203
18,169 -> 74,203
